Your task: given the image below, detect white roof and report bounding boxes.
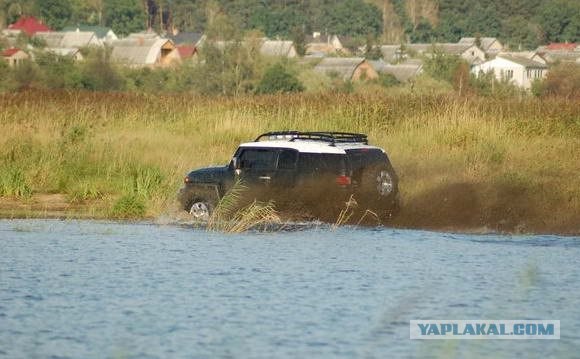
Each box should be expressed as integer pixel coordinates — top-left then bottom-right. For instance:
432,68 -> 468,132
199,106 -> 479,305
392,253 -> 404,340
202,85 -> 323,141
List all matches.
239,140 -> 382,154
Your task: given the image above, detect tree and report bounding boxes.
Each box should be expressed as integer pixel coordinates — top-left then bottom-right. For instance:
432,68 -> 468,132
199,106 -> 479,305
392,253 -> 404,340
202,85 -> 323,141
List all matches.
103,0 -> 146,36
0,0 -> 37,27
537,0 -> 580,42
70,0 -> 104,25
424,49 -> 463,83
38,0 -> 72,30
256,63 -> 304,94
324,0 -> 382,36
193,13 -> 262,96
409,17 -> 434,43
79,47 -> 124,91
170,0 -> 206,32
290,26 -> 306,57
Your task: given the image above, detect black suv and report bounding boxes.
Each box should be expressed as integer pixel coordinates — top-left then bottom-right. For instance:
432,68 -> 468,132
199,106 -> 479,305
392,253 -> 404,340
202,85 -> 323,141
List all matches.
178,131 -> 399,221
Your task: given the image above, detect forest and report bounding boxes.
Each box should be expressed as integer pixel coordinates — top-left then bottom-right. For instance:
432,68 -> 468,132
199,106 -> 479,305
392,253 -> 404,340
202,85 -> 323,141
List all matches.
0,0 -> 578,49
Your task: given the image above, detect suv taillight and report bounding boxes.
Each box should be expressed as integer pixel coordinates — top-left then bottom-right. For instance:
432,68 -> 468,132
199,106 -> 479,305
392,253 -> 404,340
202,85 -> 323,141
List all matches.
336,175 -> 351,186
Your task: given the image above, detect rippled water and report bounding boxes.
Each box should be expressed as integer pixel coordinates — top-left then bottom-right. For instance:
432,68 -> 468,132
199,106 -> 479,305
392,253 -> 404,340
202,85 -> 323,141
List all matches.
1,220 -> 579,358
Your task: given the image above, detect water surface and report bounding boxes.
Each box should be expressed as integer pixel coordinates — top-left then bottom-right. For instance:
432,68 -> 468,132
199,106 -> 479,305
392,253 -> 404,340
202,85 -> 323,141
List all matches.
1,220 -> 579,358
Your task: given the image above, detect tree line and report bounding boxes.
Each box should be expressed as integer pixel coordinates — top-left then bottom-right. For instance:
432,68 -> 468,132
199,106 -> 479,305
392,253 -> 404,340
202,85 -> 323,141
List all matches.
1,0 -> 578,48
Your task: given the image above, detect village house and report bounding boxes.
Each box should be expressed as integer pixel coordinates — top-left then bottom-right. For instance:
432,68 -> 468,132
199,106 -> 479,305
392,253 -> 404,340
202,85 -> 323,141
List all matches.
110,33 -> 181,67
176,45 -> 198,61
406,43 -> 486,65
45,48 -> 84,61
63,26 -> 118,43
34,30 -> 103,49
7,16 -> 51,36
377,42 -> 485,65
1,48 -> 29,67
168,32 -> 205,47
306,33 -> 347,57
314,57 -> 378,81
260,40 -> 297,58
471,52 -> 548,90
370,59 -> 423,82
380,45 -> 407,63
536,43 -> 580,64
458,37 -> 504,57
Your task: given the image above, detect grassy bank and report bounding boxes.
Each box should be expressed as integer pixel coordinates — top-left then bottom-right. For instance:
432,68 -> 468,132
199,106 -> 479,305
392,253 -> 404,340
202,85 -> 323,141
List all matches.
1,90 -> 579,233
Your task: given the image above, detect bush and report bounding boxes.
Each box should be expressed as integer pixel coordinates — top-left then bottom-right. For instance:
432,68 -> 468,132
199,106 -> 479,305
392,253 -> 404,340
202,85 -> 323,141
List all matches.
11,60 -> 40,89
256,63 -> 304,94
537,63 -> 580,99
79,48 -> 124,91
376,73 -> 400,88
424,50 -> 463,83
0,166 -> 32,198
111,194 -> 146,218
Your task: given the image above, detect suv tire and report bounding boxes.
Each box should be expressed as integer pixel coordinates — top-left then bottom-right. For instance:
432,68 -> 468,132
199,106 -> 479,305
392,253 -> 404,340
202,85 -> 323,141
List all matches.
186,197 -> 215,220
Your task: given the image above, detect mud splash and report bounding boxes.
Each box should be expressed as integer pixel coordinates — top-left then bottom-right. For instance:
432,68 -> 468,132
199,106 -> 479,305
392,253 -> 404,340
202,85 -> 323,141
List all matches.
390,182 -> 580,235
1,183 -> 579,235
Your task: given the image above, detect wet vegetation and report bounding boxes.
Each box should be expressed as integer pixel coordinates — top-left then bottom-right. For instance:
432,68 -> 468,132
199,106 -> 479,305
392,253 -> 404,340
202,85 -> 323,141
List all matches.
0,90 -> 579,233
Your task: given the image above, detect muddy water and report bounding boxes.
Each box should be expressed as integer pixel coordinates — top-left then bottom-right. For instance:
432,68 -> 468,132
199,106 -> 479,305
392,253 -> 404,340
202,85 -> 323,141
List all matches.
1,220 -> 579,358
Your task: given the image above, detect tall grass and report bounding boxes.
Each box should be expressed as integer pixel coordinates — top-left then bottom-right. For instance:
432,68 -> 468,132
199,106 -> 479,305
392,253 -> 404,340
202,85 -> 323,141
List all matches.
207,180 -> 281,233
1,90 -> 579,232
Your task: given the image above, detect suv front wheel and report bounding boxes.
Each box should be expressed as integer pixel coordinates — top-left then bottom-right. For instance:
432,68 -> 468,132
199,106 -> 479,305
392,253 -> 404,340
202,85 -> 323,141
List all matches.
187,197 -> 214,220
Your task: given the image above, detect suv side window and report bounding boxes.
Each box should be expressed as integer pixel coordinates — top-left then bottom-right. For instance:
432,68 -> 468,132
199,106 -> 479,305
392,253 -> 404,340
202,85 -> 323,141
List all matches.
239,149 -> 277,170
297,153 -> 346,175
277,150 -> 298,170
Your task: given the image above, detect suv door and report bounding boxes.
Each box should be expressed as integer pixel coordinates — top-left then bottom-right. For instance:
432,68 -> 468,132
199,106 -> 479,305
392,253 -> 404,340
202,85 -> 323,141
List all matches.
236,148 -> 278,186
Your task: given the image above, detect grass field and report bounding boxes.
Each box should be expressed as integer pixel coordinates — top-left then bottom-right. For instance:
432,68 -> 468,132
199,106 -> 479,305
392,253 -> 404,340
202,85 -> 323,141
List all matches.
1,90 -> 579,233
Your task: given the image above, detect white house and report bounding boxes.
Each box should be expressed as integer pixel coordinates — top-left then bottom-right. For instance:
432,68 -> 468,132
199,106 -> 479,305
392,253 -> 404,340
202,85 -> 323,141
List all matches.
471,53 -> 548,89
375,43 -> 485,65
305,33 -> 346,56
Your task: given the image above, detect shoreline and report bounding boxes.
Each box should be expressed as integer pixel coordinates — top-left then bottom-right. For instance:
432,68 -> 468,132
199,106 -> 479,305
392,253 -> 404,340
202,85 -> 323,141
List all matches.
1,194 -> 578,236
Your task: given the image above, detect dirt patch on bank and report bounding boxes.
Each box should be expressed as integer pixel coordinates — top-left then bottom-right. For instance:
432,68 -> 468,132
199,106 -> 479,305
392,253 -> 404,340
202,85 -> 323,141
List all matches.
0,194 -> 108,219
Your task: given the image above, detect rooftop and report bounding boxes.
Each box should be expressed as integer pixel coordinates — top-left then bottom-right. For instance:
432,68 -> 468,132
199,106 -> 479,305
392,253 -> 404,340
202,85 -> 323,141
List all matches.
1,48 -> 22,57
313,57 -> 366,80
8,16 -> 51,36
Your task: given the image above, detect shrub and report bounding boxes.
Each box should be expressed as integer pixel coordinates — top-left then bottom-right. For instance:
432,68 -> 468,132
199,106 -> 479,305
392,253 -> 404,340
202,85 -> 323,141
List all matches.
376,73 -> 400,88
111,194 -> 146,218
0,166 -> 32,198
79,48 -> 124,91
538,63 -> 580,99
424,50 -> 463,83
256,63 -> 304,94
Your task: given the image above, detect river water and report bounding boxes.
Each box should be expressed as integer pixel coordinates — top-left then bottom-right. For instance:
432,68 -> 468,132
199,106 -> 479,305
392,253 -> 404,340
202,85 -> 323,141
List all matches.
0,219 -> 579,358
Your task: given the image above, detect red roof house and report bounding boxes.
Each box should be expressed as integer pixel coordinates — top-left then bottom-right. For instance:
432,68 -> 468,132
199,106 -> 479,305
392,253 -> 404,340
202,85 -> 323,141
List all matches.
8,16 -> 51,36
177,45 -> 198,60
1,48 -> 29,67
2,48 -> 20,57
546,43 -> 578,51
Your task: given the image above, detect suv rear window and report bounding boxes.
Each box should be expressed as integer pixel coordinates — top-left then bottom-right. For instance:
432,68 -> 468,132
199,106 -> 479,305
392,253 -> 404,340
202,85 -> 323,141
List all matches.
346,149 -> 387,171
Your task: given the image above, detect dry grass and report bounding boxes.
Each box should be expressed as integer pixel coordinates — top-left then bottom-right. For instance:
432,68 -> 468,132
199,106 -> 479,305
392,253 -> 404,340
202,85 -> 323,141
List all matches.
1,90 -> 579,233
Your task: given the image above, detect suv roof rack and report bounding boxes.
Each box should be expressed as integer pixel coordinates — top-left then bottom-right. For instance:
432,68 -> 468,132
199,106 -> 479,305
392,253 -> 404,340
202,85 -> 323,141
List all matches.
254,131 -> 368,146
